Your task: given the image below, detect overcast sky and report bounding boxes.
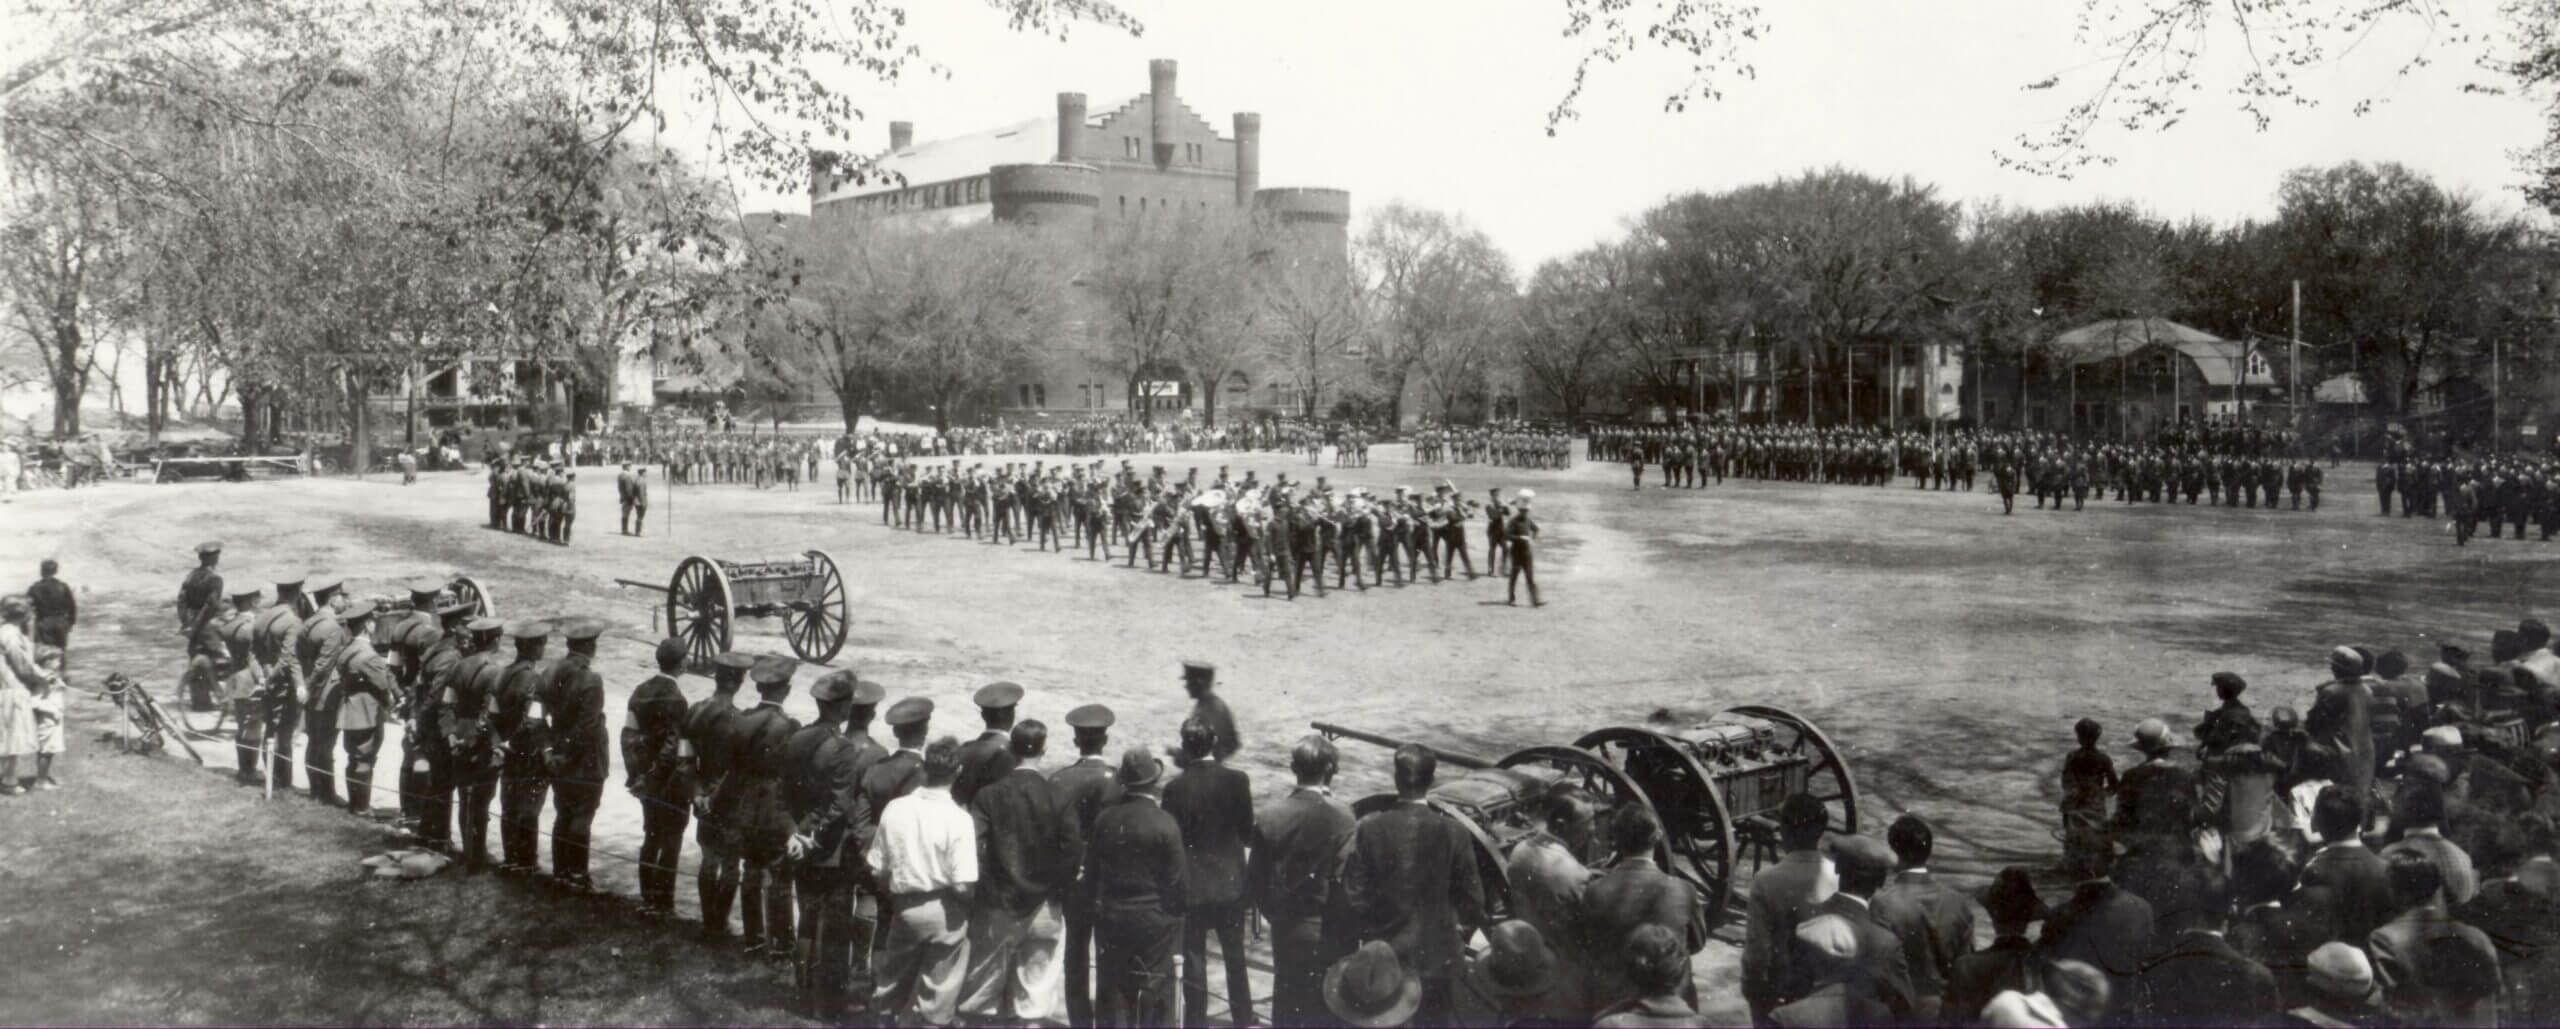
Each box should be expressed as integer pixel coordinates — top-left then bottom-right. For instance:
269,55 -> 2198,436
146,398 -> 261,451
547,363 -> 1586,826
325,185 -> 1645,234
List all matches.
703,0 -> 2546,272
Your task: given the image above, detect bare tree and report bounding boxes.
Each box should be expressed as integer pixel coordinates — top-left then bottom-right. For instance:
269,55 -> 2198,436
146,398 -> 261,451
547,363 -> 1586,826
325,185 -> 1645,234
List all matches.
1092,205 -> 1250,424
1258,242 -> 1369,420
897,222 -> 1069,432
1358,203 -> 1514,425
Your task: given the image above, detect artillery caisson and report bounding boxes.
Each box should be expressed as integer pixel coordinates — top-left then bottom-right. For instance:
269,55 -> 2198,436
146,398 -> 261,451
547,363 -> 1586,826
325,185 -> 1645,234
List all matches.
1313,705 -> 1857,930
616,552 -> 850,669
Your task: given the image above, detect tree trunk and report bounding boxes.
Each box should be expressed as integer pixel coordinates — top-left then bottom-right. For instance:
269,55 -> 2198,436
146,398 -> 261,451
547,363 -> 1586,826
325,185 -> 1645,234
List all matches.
836,382 -> 863,433
933,389 -> 954,433
48,356 -> 84,438
349,378 -> 373,478
239,382 -> 263,446
1198,376 -> 1221,428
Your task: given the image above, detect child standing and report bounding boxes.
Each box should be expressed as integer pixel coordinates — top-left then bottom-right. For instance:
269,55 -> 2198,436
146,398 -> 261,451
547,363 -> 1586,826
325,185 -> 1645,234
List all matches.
2059,717 -> 2117,875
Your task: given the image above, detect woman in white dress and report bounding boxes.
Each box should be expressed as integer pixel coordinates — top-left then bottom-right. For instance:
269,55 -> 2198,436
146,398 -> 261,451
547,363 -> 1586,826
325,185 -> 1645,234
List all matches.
0,595 -> 50,794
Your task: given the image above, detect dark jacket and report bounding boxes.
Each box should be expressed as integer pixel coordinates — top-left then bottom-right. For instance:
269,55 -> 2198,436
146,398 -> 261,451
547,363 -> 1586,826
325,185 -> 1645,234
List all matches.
540,653 -> 611,783
1871,868 -> 1978,1003
1342,800 -> 1487,982
1582,855 -> 1708,1007
972,765 -> 1079,914
1247,785 -> 1356,927
952,729 -> 1017,807
2039,879 -> 2155,1016
2231,901 -> 2328,1006
1944,936 -> 2041,1026
1783,894 -> 1915,1019
621,673 -> 690,800
2368,904 -> 2503,1026
781,725 -> 864,869
2298,843 -> 2395,942
1162,759 -> 1255,908
858,747 -> 925,841
2134,928 -> 2283,1026
1083,794 -> 1187,936
721,702 -> 801,860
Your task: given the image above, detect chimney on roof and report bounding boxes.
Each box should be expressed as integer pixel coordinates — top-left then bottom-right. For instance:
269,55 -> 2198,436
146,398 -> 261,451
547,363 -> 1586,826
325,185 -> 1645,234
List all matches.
1057,92 -> 1086,162
1149,59 -> 1176,170
889,121 -> 914,152
1233,113 -> 1260,206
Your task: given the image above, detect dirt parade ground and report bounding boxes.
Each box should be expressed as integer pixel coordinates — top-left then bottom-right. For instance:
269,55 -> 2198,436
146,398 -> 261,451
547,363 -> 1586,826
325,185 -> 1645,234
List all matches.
3,443 -> 2555,1024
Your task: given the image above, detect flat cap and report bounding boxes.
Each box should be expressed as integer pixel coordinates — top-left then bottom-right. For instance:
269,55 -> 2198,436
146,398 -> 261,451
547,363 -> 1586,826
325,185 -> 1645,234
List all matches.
2306,942 -> 2377,1001
749,655 -> 797,686
1065,703 -> 1116,730
2423,725 -> 2465,749
810,669 -> 861,703
197,541 -> 224,555
467,616 -> 504,634
975,681 -> 1024,709
652,637 -> 688,668
505,618 -> 552,639
885,697 -> 934,727
1794,913 -> 1861,960
1181,659 -> 1216,680
713,651 -> 757,672
559,618 -> 606,643
1825,834 -> 1896,878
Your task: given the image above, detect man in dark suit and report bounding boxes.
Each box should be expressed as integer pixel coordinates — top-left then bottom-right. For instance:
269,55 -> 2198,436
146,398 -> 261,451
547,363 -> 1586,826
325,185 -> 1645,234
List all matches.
1342,743 -> 1487,1026
1944,868 -> 2044,1025
953,682 -> 1021,806
1084,746 -> 1185,1028
861,697 -> 932,838
1870,814 -> 1975,1021
2299,785 -> 2395,942
1781,834 -> 1913,1020
1164,717 -> 1256,1026
963,719 -> 1079,1024
1581,806 -> 1707,1011
2228,838 -> 2325,1007
2369,846 -> 2504,1025
2038,844 -> 2153,1022
2133,861 -> 2283,1024
782,670 -> 875,1020
1051,704 -> 1122,1029
1249,734 -> 1358,1028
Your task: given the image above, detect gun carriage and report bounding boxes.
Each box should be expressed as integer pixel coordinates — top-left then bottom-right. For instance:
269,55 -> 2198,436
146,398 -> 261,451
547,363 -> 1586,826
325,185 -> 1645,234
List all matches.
615,552 -> 849,668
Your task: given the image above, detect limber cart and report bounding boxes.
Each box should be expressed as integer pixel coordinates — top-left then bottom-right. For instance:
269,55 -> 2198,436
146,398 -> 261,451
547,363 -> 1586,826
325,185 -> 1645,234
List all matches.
1313,704 -> 1858,929
616,551 -> 850,669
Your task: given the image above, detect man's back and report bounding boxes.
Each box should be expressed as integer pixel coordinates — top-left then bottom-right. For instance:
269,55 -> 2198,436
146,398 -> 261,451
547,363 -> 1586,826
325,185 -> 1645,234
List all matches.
1871,868 -> 1978,1002
2039,880 -> 2154,1007
1085,795 -> 1185,928
2135,928 -> 2283,1024
1162,760 -> 1254,907
2301,844 -> 2396,941
1342,802 -> 1486,981
1248,786 -> 1355,927
1742,851 -> 1836,1000
973,766 -> 1076,912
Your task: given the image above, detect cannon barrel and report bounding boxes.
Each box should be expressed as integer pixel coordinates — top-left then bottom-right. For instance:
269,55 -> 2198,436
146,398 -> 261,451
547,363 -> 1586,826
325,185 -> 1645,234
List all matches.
1309,721 -> 1494,770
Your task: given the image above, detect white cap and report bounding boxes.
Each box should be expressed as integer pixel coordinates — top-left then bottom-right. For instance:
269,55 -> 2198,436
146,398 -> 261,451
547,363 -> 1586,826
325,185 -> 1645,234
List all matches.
1517,489 -> 1536,500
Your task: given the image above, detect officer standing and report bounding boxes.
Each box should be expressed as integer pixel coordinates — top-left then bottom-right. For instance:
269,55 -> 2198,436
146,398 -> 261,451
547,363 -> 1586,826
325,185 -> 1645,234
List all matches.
732,655 -> 804,960
1083,745 -> 1185,1028
215,582 -> 265,783
955,682 -> 1023,806
492,619 -> 554,874
176,542 -> 224,707
625,637 -> 694,917
689,651 -> 758,941
334,599 -> 396,818
785,669 -> 876,1019
543,619 -> 611,891
863,697 -> 933,839
1180,660 -> 1240,764
406,596 -> 474,853
1052,704 -> 1122,1029
443,617 -> 507,868
294,577 -> 353,806
1507,489 -> 1543,608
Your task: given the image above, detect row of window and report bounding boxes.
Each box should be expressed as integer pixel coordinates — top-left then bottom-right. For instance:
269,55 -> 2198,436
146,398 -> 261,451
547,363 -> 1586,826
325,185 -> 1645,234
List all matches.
1116,137 -> 1210,165
844,176 -> 989,214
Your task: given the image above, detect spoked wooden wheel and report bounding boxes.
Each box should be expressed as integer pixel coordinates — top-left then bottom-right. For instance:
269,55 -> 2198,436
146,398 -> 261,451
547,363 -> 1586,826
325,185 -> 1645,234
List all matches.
1496,745 -> 1678,870
666,556 -> 735,671
782,549 -> 849,664
1728,704 -> 1861,838
1574,727 -> 1741,930
447,575 -> 497,619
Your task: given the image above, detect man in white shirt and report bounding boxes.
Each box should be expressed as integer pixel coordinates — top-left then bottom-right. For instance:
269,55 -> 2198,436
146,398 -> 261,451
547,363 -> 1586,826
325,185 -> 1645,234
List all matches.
869,736 -> 978,1025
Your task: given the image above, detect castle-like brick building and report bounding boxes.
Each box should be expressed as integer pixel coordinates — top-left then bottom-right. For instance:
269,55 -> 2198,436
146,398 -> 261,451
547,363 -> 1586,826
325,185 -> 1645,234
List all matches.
808,58 -> 1350,420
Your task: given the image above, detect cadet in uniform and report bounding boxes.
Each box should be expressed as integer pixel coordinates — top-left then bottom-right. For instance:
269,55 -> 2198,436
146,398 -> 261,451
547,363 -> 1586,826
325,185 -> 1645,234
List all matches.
493,619 -> 554,874
624,637 -> 694,917
543,618 -> 611,890
333,599 -> 396,817
405,595 -> 475,852
1180,660 -> 1240,764
444,617 -> 507,867
176,542 -> 225,710
215,582 -> 265,783
294,577 -> 353,805
1053,704 -> 1121,1029
784,669 -> 878,1019
1507,489 -> 1543,607
955,682 -> 1023,806
732,655 -> 805,960
689,651 -> 758,941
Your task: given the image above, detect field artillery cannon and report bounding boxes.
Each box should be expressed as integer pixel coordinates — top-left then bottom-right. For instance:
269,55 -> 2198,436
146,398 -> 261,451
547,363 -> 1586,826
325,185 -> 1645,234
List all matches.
616,551 -> 849,669
1313,705 -> 1857,930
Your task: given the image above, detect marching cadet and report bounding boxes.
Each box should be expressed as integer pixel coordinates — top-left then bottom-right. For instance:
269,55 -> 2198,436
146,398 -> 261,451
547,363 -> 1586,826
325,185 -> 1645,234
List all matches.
624,637 -> 694,917
785,670 -> 877,1020
444,617 -> 507,868
1507,489 -> 1543,607
689,651 -> 758,942
1053,704 -> 1121,1029
1627,444 -> 1645,491
334,599 -> 396,818
543,619 -> 611,891
215,582 -> 265,784
1993,454 -> 2020,515
1179,660 -> 1240,764
732,655 -> 804,961
492,619 -> 554,874
955,682 -> 1023,806
1486,488 -> 1511,579
294,577 -> 354,806
404,596 -> 474,853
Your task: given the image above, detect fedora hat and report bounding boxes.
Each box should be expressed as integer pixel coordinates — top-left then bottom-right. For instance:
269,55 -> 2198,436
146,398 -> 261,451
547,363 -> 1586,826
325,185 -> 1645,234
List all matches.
1324,941 -> 1422,1028
1465,920 -> 1558,999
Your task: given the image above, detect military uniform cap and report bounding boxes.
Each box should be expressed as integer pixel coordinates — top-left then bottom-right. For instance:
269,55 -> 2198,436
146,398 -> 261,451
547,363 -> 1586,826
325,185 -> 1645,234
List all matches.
227,582 -> 264,600
974,681 -> 1024,709
307,575 -> 344,595
1065,703 -> 1115,730
339,598 -> 378,622
560,618 -> 606,643
810,669 -> 862,703
1824,834 -> 1896,878
273,573 -> 306,589
1181,659 -> 1216,681
406,577 -> 447,598
886,697 -> 934,726
467,616 -> 504,634
506,618 -> 553,639
197,541 -> 224,555
712,651 -> 757,671
748,654 -> 798,685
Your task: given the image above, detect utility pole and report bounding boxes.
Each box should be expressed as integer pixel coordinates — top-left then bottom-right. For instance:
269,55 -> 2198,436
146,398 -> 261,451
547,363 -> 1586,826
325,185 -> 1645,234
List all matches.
2494,335 -> 2504,454
2290,280 -> 2304,435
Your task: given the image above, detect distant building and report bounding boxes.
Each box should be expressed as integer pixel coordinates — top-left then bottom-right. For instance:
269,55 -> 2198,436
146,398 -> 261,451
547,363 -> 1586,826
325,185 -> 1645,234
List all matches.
808,58 -> 1352,422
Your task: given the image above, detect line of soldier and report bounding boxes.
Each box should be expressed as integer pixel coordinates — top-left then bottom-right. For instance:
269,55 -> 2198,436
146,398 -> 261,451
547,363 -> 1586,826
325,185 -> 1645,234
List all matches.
865,459 -> 1547,604
482,453 -> 579,544
1409,425 -> 1574,469
2376,453 -> 2560,546
1985,440 -> 2326,515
